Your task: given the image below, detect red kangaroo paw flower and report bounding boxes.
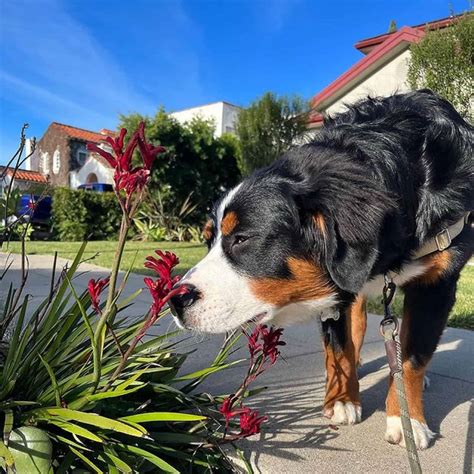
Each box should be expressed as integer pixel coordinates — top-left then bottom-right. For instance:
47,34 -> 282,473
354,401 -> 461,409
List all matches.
87,277 -> 110,313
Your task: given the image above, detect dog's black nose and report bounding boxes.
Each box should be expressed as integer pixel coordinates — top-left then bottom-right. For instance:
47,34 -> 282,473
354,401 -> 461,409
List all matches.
169,284 -> 200,319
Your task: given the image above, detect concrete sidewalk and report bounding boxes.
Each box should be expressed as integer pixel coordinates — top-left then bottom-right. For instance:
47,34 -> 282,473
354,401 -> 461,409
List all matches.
1,253 -> 473,473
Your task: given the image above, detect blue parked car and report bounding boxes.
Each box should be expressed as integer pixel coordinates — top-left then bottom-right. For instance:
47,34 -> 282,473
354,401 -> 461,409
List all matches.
14,194 -> 53,239
17,194 -> 52,227
78,183 -> 114,192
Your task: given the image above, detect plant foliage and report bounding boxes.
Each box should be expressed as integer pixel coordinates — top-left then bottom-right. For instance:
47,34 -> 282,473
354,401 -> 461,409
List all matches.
0,243 -> 242,471
119,109 -> 241,224
236,92 -> 309,175
52,188 -> 122,241
133,191 -> 203,243
0,124 -> 277,472
407,13 -> 474,121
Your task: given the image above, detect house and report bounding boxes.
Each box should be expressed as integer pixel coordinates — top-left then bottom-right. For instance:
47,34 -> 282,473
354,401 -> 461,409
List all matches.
28,100 -> 241,189
0,167 -> 48,196
308,15 -> 463,128
27,123 -> 115,188
170,101 -> 241,136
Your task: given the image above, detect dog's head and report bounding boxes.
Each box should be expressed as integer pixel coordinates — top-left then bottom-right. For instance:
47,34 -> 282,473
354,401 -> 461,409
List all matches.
170,145 -> 395,333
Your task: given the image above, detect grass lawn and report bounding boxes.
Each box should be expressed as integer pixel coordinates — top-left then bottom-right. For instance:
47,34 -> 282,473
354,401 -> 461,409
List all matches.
367,265 -> 474,330
6,240 -> 473,329
6,240 -> 207,276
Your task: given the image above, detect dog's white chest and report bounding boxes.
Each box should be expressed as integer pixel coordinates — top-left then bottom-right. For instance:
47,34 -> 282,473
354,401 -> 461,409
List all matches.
361,260 -> 429,297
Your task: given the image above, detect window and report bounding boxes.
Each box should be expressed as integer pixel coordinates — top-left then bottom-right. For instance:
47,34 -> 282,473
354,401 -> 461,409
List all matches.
42,152 -> 50,174
53,149 -> 61,174
77,150 -> 87,166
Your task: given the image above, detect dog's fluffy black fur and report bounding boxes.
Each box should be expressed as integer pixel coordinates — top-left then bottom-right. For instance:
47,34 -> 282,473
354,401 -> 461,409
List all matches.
233,89 -> 473,296
172,90 -> 473,446
228,91 -> 473,362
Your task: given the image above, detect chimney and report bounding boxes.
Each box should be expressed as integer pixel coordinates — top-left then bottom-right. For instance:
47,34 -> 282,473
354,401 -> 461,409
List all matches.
24,138 -> 33,170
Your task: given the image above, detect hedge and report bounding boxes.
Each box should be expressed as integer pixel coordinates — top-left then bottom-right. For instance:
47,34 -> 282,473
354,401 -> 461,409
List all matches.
52,188 -> 122,241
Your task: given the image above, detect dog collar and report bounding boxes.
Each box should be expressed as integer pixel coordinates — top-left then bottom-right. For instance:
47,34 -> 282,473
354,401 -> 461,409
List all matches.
412,212 -> 470,260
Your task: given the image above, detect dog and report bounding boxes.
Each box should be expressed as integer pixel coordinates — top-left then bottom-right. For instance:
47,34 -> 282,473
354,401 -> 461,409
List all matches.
169,90 -> 473,450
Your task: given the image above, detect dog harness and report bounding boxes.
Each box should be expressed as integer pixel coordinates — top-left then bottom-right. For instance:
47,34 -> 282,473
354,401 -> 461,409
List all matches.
412,212 -> 470,259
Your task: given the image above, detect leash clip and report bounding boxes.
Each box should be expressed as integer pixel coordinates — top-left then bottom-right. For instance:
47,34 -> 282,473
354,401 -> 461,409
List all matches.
380,274 -> 398,339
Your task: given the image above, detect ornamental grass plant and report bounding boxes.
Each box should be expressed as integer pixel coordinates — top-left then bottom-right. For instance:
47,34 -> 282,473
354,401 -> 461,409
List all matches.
0,125 -> 284,473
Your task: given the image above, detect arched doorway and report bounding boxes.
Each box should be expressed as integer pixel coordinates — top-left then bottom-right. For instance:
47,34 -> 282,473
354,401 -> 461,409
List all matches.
86,173 -> 98,184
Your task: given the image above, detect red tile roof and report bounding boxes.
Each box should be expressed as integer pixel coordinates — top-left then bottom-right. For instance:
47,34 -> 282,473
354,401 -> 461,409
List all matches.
99,128 -> 116,136
1,167 -> 48,183
311,27 -> 425,110
50,122 -> 111,144
355,14 -> 464,54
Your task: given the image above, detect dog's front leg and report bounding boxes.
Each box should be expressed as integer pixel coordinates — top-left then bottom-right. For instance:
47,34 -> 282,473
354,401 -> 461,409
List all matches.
321,295 -> 367,425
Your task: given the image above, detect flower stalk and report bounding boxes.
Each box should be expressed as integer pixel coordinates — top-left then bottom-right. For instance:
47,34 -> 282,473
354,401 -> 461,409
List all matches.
85,124 -> 285,446
217,325 -> 285,441
86,123 -> 166,392
103,250 -> 187,391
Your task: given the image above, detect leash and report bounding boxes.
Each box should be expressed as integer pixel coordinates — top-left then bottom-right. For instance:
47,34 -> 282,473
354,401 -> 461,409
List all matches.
375,213 -> 470,472
380,275 -> 422,474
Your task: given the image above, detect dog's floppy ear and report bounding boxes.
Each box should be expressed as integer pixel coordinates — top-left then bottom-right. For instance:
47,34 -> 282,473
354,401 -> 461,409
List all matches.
309,211 -> 380,293
294,157 -> 395,294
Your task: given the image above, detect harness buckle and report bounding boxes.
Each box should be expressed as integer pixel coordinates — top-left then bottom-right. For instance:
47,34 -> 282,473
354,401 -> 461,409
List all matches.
435,228 -> 451,251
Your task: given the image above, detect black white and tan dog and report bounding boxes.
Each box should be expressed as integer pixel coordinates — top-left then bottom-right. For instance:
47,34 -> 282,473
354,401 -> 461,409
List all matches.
170,90 -> 473,450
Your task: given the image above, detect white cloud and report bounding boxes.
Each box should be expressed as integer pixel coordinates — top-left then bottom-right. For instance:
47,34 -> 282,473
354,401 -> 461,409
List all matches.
0,0 -> 154,125
0,71 -> 111,124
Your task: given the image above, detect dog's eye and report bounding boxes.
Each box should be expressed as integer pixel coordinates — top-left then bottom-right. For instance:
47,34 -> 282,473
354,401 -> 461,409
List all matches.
233,235 -> 249,246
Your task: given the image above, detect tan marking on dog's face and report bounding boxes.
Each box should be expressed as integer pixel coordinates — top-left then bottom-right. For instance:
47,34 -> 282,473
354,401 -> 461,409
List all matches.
313,212 -> 327,239
250,257 -> 334,307
416,250 -> 451,285
202,219 -> 214,242
221,211 -> 239,236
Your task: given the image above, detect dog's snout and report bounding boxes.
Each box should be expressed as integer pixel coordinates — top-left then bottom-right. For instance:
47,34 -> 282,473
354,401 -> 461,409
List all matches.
169,284 -> 200,319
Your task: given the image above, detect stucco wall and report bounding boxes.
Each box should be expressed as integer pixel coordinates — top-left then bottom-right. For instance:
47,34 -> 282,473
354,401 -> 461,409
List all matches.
171,102 -> 223,135
69,156 -> 114,188
222,104 -> 240,135
325,49 -> 412,116
170,102 -> 240,137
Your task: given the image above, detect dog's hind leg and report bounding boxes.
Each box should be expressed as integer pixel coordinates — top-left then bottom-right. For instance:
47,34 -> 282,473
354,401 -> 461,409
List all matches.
384,261 -> 459,450
322,294 -> 367,425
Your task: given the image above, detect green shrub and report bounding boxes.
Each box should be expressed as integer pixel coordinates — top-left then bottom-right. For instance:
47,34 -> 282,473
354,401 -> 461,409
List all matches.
408,13 -> 474,121
52,188 -> 122,241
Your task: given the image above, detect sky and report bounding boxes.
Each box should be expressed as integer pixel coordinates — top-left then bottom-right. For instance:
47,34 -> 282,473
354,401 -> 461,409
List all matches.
0,0 -> 470,164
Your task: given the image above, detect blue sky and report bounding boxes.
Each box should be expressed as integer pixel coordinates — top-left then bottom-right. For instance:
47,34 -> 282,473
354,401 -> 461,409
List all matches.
0,0 -> 470,164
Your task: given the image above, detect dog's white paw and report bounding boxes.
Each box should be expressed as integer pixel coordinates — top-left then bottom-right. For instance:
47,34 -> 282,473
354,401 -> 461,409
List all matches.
385,416 -> 435,450
325,401 -> 362,425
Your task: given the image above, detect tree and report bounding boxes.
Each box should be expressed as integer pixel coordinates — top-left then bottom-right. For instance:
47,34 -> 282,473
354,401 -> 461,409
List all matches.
388,20 -> 397,33
119,108 -> 241,224
236,92 -> 309,176
407,13 -> 473,120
